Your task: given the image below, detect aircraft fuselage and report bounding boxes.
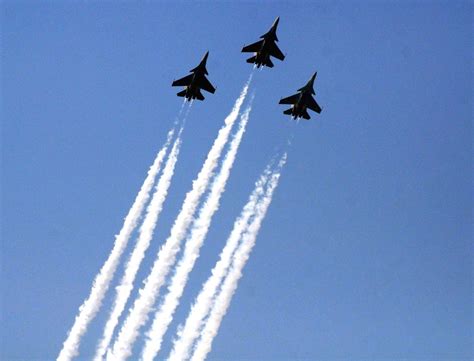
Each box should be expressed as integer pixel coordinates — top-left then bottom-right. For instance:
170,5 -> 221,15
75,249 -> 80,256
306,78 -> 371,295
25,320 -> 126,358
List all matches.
253,40 -> 272,67
183,74 -> 201,100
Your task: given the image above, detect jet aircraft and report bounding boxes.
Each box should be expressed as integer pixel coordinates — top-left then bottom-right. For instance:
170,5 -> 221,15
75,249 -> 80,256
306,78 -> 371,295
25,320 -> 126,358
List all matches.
241,17 -> 285,68
172,51 -> 216,101
279,72 -> 322,120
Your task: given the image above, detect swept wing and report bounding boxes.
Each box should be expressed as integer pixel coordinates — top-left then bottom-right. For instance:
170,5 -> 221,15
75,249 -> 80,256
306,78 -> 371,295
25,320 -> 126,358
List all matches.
242,40 -> 264,53
199,76 -> 216,94
307,96 -> 322,113
172,74 -> 193,87
268,42 -> 285,61
279,93 -> 300,105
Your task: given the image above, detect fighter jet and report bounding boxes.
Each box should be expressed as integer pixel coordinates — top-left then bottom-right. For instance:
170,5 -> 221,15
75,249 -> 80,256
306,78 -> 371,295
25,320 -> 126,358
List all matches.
241,17 -> 285,68
172,51 -> 216,101
279,72 -> 322,120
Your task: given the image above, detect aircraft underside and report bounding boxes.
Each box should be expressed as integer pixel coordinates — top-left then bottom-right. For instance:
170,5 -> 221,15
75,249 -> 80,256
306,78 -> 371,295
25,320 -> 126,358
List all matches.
246,52 -> 274,68
283,105 -> 311,120
176,86 -> 205,101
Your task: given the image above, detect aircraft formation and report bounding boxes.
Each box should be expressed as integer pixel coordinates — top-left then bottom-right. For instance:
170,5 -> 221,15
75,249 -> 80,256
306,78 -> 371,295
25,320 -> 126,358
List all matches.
172,17 -> 323,120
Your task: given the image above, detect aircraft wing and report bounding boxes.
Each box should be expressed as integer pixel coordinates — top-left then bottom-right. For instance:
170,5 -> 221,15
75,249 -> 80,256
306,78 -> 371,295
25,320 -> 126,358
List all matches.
269,42 -> 285,61
307,96 -> 322,113
242,40 -> 264,53
199,76 -> 216,94
279,93 -> 300,105
172,74 -> 193,87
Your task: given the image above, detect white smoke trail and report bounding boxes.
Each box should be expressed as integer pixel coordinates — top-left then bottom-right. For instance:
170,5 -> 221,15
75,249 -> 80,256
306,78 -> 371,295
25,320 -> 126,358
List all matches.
141,101 -> 254,361
107,78 -> 251,361
94,127 -> 184,361
167,162 -> 273,361
57,128 -> 175,361
190,154 -> 287,361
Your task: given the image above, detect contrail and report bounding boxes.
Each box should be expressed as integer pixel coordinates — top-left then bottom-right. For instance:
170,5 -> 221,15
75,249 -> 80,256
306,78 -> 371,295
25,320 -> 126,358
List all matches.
167,161 -> 273,361
107,78 -> 251,361
141,100 -> 254,361
57,128 -> 175,361
94,126 -> 184,361
190,153 -> 287,361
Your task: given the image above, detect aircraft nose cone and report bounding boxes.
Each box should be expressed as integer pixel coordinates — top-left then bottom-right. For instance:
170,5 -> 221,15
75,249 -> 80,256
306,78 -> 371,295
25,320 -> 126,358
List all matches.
273,16 -> 280,28
308,72 -> 317,86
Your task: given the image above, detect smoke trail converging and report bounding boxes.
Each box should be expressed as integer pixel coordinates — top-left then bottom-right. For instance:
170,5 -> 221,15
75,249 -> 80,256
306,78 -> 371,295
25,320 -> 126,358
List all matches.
141,101 -> 254,361
57,128 -> 175,361
190,154 -> 287,361
107,78 -> 251,361
94,127 -> 184,361
167,162 -> 273,361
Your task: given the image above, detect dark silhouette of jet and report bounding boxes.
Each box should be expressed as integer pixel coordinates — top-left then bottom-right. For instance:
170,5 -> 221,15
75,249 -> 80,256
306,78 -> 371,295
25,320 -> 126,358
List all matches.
172,51 -> 216,101
279,72 -> 322,120
241,17 -> 285,68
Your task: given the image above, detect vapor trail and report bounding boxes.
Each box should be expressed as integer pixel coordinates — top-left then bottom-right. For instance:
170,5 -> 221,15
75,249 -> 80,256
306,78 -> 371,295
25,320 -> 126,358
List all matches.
190,154 -> 287,361
167,161 -> 273,361
141,101 -> 254,361
94,127 -> 184,361
107,78 -> 251,361
57,128 -> 175,361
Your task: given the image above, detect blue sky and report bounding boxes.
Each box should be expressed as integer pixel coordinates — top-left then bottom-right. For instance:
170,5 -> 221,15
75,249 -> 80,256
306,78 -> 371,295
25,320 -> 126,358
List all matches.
2,1 -> 472,360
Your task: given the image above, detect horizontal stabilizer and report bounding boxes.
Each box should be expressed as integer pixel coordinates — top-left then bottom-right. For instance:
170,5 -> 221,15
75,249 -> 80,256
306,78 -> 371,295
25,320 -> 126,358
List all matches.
176,89 -> 187,97
246,56 -> 257,64
283,108 -> 293,115
265,58 -> 274,68
302,109 -> 311,120
195,90 -> 205,101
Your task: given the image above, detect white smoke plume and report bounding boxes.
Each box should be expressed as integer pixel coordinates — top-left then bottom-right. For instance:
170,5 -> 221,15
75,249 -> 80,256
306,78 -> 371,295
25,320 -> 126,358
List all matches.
167,162 -> 273,361
94,126 -> 184,361
141,101 -> 254,361
107,78 -> 251,361
57,128 -> 175,361
190,154 -> 287,361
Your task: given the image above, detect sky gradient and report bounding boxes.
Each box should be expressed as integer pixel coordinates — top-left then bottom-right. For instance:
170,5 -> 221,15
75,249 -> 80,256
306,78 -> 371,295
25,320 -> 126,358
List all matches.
2,1 -> 472,360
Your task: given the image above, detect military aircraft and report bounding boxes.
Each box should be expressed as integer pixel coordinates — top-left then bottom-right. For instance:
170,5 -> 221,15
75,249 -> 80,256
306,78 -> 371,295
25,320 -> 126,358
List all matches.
241,17 -> 285,68
279,72 -> 322,120
171,51 -> 216,101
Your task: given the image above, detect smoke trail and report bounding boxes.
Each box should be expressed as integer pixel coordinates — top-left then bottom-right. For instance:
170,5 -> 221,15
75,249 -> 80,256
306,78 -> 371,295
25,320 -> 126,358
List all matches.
94,127 -> 184,361
141,100 -> 254,361
167,162 -> 273,361
107,78 -> 251,361
57,128 -> 175,361
190,154 -> 287,361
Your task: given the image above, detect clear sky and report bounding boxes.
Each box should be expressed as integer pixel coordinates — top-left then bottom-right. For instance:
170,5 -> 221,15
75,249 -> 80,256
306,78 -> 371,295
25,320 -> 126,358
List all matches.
2,1 -> 472,360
